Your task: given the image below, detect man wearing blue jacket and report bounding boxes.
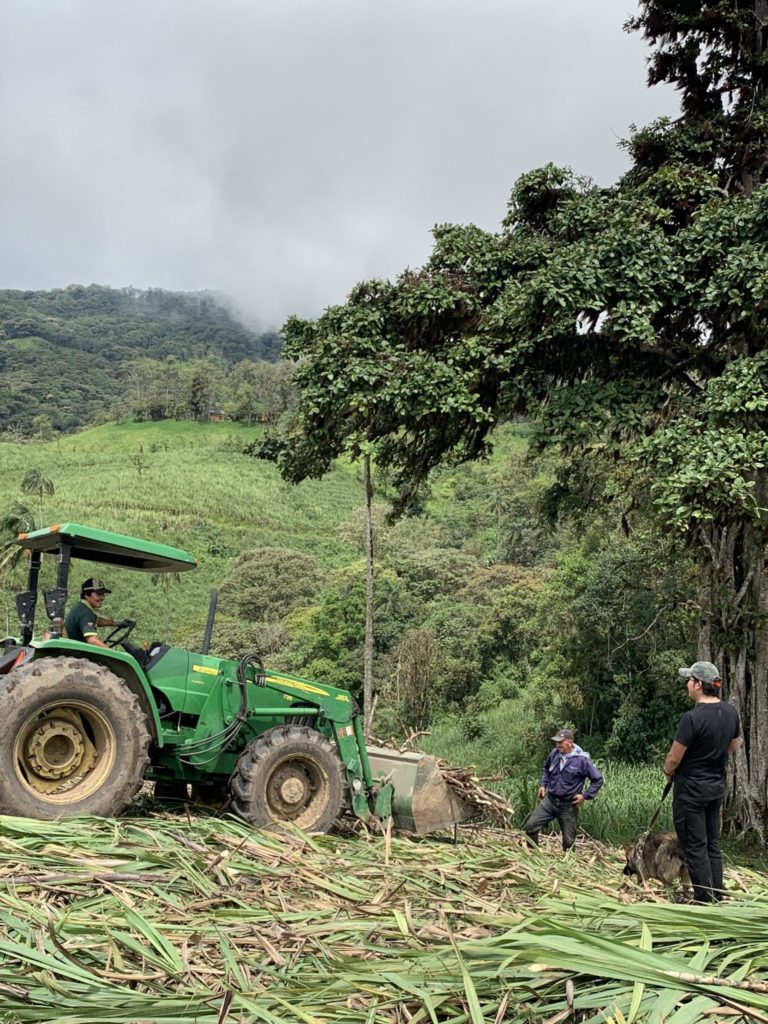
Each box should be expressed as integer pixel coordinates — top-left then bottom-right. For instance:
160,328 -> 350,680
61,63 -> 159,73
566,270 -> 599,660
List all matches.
523,728 -> 604,851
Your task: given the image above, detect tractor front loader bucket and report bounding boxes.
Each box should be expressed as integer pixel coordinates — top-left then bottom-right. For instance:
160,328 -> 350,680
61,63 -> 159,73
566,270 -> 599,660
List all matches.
366,746 -> 476,835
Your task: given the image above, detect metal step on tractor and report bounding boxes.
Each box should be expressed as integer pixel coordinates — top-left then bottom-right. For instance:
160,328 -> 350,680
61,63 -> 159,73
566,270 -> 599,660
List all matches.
0,524 -> 474,834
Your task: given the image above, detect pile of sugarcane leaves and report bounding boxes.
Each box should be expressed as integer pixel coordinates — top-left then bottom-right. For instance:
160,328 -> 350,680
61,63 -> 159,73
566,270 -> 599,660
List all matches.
0,811 -> 767,1024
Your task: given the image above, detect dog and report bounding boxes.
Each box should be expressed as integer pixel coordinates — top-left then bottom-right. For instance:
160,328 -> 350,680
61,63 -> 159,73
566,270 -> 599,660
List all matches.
623,830 -> 691,894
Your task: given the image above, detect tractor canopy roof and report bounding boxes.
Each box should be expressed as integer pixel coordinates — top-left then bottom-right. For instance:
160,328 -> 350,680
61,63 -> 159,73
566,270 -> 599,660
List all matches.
17,523 -> 197,573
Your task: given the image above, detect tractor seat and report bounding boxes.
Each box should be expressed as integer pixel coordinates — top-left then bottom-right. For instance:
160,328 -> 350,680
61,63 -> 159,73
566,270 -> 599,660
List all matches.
141,642 -> 169,671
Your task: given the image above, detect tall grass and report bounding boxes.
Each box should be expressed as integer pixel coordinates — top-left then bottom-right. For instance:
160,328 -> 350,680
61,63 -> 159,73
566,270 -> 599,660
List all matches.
500,762 -> 676,846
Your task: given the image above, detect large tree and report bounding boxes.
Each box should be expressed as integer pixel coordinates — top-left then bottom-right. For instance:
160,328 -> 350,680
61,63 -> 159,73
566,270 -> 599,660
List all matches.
262,1 -> 768,835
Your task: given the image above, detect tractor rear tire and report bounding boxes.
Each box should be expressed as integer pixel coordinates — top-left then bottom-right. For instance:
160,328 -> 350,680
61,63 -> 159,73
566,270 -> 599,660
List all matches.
230,725 -> 345,834
0,657 -> 151,819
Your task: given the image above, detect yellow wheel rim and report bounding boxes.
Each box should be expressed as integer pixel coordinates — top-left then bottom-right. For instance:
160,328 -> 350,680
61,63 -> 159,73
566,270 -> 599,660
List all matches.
14,700 -> 117,803
265,754 -> 330,829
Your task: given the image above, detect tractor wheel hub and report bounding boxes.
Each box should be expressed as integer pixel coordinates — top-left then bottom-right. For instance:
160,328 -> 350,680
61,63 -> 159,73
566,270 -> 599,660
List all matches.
25,720 -> 85,779
279,777 -> 306,805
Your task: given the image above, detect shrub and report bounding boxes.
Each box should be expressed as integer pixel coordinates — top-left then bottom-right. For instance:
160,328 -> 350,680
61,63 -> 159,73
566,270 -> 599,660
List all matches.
218,548 -> 325,621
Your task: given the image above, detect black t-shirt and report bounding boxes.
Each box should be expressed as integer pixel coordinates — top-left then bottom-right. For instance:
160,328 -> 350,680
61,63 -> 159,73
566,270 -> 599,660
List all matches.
674,700 -> 740,796
63,601 -> 98,643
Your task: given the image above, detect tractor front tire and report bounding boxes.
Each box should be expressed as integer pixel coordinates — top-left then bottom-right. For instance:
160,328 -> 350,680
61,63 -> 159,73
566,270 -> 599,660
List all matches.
230,725 -> 345,833
0,657 -> 151,819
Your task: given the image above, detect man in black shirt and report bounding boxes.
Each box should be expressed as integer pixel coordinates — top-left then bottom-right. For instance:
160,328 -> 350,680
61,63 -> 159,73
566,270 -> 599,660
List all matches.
663,660 -> 740,903
64,578 -> 133,647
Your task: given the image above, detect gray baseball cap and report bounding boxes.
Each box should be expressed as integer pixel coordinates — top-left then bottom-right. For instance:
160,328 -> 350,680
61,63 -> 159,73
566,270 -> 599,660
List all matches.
551,728 -> 575,741
679,661 -> 721,684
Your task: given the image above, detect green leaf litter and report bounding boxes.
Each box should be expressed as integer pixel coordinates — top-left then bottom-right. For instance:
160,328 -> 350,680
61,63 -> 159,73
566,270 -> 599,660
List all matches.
0,812 -> 765,1023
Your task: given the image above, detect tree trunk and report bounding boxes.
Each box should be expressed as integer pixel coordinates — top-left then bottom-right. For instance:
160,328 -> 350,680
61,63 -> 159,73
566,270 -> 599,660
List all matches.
700,496 -> 768,840
697,544 -> 713,661
363,454 -> 375,738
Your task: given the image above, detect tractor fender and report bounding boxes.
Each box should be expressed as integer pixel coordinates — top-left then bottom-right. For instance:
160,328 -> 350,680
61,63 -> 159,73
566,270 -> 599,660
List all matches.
29,640 -> 163,745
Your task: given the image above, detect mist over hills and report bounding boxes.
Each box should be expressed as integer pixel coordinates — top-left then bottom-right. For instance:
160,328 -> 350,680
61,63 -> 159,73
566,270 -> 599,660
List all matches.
0,284 -> 281,434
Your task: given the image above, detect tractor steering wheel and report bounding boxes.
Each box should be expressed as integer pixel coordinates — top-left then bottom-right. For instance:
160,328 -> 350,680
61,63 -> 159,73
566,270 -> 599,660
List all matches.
105,621 -> 138,648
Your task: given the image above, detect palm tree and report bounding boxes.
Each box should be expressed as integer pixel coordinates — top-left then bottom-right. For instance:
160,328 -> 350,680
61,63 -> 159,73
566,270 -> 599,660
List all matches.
20,469 -> 54,526
0,501 -> 36,574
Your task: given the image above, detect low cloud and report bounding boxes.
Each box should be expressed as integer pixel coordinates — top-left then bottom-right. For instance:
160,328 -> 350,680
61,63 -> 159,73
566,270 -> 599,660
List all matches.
0,0 -> 678,327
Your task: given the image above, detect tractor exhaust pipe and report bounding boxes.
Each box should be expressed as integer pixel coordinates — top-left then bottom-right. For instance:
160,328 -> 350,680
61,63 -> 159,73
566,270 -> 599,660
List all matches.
201,588 -> 218,655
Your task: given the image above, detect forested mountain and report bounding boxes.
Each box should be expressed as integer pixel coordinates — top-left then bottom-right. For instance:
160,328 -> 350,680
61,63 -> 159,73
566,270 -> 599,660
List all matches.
0,285 -> 281,433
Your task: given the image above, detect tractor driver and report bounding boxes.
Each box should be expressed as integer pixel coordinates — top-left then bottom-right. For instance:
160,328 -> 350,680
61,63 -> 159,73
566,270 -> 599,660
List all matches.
63,577 -> 135,649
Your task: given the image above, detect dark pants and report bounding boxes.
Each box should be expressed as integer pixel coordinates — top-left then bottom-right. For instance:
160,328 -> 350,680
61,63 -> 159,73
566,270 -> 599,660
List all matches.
122,641 -> 150,668
673,793 -> 724,903
524,794 -> 579,851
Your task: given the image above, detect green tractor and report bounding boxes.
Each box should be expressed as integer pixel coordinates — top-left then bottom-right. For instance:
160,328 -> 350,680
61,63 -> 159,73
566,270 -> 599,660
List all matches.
0,523 -> 473,834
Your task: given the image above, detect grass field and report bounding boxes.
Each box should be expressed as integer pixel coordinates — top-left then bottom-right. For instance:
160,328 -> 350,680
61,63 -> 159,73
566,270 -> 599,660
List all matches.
0,420 -> 365,641
0,417 -> 520,645
421,710 -> 678,846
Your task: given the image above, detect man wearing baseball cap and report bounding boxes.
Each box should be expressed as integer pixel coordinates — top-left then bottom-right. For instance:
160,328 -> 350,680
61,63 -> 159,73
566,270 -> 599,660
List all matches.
663,661 -> 741,903
63,578 -> 134,648
523,727 -> 604,852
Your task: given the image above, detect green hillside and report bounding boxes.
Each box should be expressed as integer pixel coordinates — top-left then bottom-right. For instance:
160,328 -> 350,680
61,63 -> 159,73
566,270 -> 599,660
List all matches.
0,421 -> 361,643
0,285 -> 280,433
0,417 -> 694,787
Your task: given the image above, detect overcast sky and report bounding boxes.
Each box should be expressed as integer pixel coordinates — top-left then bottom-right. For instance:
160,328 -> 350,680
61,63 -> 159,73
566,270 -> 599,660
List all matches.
0,1 -> 678,328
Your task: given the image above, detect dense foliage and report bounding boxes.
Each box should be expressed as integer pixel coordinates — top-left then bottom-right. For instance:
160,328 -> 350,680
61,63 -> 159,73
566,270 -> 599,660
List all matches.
0,284 -> 281,433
